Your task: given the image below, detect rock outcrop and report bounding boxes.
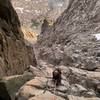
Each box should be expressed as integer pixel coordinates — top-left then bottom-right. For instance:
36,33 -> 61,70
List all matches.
16,61 -> 100,100
0,0 -> 37,77
0,73 -> 33,100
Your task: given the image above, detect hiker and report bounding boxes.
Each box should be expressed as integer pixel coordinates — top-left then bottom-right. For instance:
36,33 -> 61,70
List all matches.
52,67 -> 62,86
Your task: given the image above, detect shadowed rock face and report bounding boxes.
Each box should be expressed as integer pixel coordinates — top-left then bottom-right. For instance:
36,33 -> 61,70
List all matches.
0,82 -> 11,100
0,0 -> 37,76
0,0 -> 21,37
36,0 -> 100,69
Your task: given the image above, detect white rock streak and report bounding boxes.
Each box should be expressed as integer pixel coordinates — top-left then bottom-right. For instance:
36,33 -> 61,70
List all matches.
93,34 -> 100,40
15,7 -> 24,13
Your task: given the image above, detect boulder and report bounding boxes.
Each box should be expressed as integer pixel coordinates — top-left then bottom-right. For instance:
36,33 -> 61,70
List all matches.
16,76 -> 68,100
70,84 -> 87,96
29,91 -> 65,100
16,77 -> 47,100
83,60 -> 97,71
67,95 -> 100,100
25,61 -> 54,77
0,73 -> 33,100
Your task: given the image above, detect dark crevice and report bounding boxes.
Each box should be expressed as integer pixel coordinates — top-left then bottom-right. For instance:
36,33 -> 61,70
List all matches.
0,82 -> 11,100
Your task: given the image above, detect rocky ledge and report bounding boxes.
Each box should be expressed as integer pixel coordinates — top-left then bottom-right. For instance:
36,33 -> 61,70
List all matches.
15,60 -> 100,100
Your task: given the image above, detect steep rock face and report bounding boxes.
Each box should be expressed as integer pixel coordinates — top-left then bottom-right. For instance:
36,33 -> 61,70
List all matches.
36,0 -> 100,69
0,0 -> 37,77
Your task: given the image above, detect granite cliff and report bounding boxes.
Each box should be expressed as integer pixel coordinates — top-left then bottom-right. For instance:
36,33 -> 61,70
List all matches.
0,0 -> 37,77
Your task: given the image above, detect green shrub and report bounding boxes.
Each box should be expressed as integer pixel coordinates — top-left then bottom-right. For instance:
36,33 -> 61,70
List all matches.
31,19 -> 40,28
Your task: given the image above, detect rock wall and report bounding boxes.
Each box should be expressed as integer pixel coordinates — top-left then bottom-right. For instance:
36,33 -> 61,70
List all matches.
0,0 -> 37,77
36,0 -> 100,70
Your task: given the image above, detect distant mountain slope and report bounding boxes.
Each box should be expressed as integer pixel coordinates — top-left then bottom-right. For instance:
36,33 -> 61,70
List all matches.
11,0 -> 68,27
36,0 -> 100,71
11,0 -> 48,27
